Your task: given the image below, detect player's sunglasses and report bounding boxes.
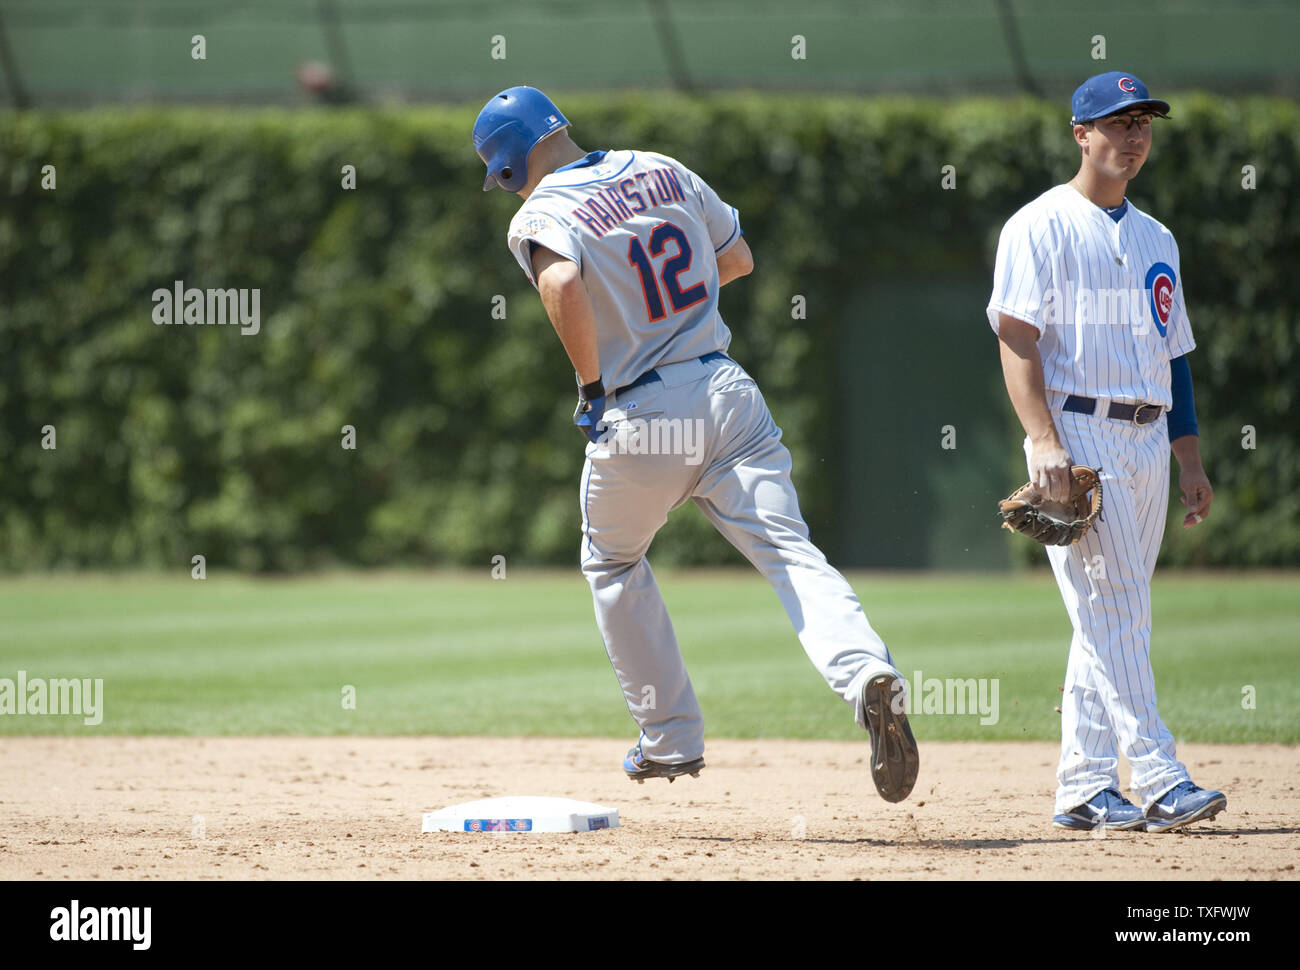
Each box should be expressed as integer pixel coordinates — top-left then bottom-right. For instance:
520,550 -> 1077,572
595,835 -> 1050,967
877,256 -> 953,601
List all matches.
1101,113 -> 1154,131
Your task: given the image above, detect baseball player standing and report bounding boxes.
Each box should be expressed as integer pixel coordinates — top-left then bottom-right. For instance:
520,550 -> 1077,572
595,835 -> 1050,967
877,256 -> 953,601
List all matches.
473,86 -> 918,802
988,72 -> 1226,832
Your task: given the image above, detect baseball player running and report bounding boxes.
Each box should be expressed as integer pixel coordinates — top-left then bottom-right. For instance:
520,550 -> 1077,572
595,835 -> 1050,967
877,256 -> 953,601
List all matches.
988,72 -> 1226,833
473,86 -> 918,802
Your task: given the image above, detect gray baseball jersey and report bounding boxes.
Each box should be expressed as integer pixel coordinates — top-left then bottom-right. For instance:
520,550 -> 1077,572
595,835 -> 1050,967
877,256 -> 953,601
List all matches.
507,149 -> 740,391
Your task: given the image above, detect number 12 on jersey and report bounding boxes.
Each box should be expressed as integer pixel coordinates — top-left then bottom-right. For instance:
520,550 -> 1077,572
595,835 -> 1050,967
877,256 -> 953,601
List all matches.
627,221 -> 709,322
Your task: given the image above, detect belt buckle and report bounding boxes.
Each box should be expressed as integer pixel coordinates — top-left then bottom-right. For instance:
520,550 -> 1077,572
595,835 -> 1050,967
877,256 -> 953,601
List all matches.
1134,403 -> 1160,426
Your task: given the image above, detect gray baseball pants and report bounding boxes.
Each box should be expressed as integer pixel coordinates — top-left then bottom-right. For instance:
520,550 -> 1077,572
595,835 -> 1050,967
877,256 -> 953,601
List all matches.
579,353 -> 900,764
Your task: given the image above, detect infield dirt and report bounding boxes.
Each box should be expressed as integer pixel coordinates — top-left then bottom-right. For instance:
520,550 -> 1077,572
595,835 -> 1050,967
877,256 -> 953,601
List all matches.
1,737 -> 1295,880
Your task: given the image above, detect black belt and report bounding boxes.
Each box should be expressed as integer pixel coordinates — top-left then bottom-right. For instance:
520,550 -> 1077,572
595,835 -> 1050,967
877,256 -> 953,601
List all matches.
617,351 -> 729,397
1063,395 -> 1163,425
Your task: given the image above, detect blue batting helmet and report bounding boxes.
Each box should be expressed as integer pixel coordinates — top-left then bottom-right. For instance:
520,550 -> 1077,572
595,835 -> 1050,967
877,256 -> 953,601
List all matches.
473,86 -> 570,193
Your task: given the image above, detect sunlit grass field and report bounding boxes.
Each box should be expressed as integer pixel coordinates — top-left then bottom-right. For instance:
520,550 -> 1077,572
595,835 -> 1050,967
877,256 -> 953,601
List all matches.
1,570 -> 1295,742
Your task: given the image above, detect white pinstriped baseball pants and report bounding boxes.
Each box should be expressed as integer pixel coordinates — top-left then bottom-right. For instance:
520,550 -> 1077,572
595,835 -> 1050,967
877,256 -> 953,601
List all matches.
1030,406 -> 1191,815
579,354 -> 900,765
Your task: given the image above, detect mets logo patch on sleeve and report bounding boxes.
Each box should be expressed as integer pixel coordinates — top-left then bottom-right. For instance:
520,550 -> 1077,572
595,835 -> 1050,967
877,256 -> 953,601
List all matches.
1145,262 -> 1176,338
517,214 -> 554,238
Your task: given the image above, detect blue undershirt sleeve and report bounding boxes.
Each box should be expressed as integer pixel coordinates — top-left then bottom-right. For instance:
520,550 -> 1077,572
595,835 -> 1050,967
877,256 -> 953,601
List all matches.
1167,354 -> 1198,441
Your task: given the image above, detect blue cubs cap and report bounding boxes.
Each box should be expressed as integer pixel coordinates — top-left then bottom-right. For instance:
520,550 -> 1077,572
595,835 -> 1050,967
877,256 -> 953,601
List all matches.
1070,72 -> 1170,125
473,86 -> 570,193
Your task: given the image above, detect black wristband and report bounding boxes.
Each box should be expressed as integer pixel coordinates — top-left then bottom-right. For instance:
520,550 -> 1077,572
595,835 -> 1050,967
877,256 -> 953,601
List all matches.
579,376 -> 605,401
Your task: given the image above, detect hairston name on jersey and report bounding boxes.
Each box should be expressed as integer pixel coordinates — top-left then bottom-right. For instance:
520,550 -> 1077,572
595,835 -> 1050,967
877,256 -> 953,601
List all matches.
565,165 -> 688,238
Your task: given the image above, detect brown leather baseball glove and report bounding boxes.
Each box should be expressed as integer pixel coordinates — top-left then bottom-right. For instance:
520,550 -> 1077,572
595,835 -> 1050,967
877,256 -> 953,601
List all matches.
998,465 -> 1104,546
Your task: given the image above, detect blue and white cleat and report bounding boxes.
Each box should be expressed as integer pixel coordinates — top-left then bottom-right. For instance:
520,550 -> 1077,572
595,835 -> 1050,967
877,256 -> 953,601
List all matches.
1053,788 -> 1146,831
1144,782 -> 1227,833
623,745 -> 704,784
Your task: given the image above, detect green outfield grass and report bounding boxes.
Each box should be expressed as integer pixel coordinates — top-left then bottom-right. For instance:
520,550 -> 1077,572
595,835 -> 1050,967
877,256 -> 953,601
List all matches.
0,570 -> 1295,742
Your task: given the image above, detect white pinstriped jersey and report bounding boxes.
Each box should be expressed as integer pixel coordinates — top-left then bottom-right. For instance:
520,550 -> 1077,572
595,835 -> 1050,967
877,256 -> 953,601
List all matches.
507,149 -> 742,392
986,184 -> 1195,409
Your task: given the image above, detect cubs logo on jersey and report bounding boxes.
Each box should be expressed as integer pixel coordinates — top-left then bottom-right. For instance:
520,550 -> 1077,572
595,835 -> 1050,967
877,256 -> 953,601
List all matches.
1145,262 -> 1177,338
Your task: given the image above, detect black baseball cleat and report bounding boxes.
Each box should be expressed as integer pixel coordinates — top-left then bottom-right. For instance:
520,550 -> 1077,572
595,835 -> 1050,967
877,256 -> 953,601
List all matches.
861,674 -> 920,803
623,745 -> 704,784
